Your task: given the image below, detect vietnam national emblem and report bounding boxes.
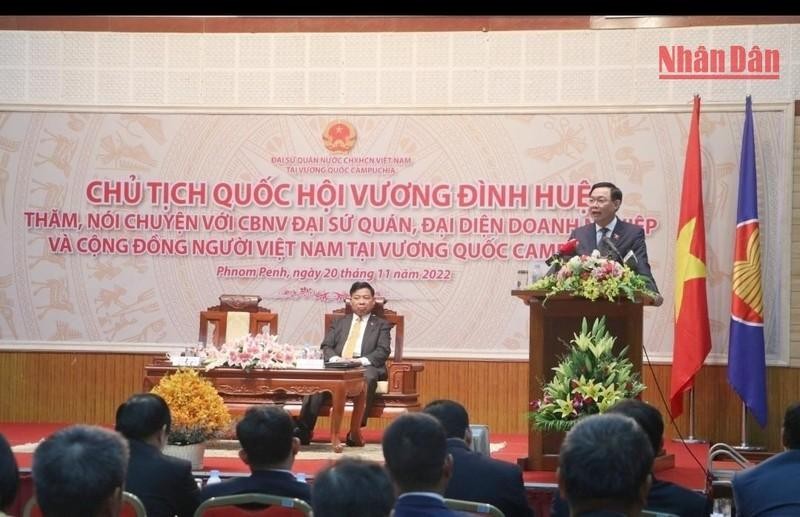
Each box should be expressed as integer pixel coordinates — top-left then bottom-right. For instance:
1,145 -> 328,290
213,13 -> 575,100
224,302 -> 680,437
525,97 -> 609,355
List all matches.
322,120 -> 357,154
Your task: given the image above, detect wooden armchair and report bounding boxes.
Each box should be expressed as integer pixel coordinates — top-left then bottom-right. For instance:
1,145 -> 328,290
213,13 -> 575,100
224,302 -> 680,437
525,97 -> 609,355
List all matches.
199,294 -> 278,346
321,297 -> 424,418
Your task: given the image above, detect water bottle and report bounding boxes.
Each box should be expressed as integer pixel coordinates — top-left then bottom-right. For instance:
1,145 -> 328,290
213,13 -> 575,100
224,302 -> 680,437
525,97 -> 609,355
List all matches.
206,469 -> 222,486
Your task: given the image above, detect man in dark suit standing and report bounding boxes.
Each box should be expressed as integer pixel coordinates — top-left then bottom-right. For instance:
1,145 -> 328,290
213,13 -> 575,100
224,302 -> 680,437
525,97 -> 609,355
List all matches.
296,281 -> 392,444
568,181 -> 663,305
423,399 -> 533,517
115,393 -> 200,517
733,401 -> 800,516
200,405 -> 310,503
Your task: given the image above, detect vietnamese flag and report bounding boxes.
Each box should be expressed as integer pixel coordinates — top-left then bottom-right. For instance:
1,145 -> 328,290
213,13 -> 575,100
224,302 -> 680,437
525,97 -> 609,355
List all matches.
669,95 -> 712,418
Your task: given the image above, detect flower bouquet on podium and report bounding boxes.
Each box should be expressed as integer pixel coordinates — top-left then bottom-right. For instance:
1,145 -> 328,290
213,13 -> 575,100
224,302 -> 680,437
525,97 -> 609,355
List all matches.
528,249 -> 654,304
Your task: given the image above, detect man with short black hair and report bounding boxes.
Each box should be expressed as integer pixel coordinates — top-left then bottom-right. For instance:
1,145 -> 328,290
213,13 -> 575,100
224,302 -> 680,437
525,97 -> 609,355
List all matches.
733,401 -> 800,516
200,405 -> 310,503
552,399 -> 710,516
312,458 -> 395,517
296,280 -> 392,444
32,425 -> 129,517
115,393 -> 200,517
382,412 -> 460,516
558,413 -> 653,516
423,399 -> 532,517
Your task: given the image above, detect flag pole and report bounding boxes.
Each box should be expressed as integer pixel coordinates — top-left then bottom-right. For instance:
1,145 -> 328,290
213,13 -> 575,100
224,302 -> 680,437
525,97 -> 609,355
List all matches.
673,387 -> 707,444
734,402 -> 765,451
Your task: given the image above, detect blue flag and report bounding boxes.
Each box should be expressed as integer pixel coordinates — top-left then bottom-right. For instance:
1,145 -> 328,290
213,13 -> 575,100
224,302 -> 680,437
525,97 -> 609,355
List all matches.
727,96 -> 768,427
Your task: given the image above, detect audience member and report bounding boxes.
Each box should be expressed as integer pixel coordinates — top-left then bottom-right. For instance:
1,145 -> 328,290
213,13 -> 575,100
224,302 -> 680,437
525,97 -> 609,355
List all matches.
32,425 -> 129,517
552,399 -> 710,517
296,281 -> 392,445
382,412 -> 460,517
558,413 -> 653,517
312,458 -> 395,517
115,393 -> 200,517
733,401 -> 800,516
423,399 -> 533,517
0,433 -> 19,517
200,405 -> 310,502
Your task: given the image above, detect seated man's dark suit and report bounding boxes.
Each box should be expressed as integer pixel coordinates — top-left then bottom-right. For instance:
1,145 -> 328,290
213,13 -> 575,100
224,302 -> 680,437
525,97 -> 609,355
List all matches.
392,494 -> 461,517
199,469 -> 311,503
124,439 -> 200,517
444,438 -> 533,517
299,312 -> 392,430
732,448 -> 800,516
552,475 -> 710,517
568,218 -> 659,293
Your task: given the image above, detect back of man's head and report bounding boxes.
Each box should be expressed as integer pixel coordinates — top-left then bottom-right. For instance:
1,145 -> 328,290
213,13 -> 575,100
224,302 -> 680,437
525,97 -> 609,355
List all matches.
782,401 -> 800,449
32,425 -> 129,517
423,399 -> 470,440
607,399 -> 664,454
114,393 -> 171,441
312,458 -> 395,517
0,433 -> 19,512
559,413 -> 653,513
236,405 -> 295,468
382,413 -> 450,493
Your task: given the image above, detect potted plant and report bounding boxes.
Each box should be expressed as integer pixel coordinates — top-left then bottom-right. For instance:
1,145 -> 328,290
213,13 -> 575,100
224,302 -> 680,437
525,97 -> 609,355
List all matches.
529,316 -> 646,433
150,368 -> 232,468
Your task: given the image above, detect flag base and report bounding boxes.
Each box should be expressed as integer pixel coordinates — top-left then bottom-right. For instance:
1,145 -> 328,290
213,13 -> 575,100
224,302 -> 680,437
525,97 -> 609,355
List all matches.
733,443 -> 765,452
671,436 -> 708,444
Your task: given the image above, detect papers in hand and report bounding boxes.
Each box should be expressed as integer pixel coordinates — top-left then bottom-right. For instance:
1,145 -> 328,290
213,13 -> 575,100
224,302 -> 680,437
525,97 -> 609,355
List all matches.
623,249 -> 638,265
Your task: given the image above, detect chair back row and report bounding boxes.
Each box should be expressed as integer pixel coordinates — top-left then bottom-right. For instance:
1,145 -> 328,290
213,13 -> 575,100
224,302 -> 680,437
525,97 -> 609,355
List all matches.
194,493 -> 313,516
22,491 -> 146,517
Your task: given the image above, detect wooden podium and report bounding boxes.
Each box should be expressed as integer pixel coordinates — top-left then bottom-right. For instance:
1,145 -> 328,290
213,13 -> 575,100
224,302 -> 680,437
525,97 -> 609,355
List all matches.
512,290 -> 654,471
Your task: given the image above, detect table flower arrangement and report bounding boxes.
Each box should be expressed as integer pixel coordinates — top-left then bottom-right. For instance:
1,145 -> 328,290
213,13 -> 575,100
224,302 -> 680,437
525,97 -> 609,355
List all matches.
528,250 -> 654,303
150,368 -> 232,445
200,333 -> 298,371
529,317 -> 645,433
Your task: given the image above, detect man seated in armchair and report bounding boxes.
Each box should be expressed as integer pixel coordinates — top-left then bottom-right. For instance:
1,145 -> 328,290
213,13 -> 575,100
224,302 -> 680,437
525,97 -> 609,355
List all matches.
295,281 -> 392,445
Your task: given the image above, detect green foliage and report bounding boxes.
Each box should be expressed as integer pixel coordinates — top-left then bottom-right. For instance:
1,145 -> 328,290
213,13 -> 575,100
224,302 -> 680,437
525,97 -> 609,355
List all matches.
529,317 -> 646,433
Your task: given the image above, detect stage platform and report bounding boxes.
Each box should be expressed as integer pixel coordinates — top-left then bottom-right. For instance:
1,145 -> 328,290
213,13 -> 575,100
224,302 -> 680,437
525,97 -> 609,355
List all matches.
1,422 -> 711,516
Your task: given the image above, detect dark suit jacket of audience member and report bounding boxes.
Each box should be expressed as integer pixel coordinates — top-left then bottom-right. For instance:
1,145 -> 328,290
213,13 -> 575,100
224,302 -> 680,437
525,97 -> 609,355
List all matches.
551,474 -> 710,517
444,438 -> 533,517
124,439 -> 200,517
732,448 -> 800,516
392,494 -> 462,517
199,469 -> 311,503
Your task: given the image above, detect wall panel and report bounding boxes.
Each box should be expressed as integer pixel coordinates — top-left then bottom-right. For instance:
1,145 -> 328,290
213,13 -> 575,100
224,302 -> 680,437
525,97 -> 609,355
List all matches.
1,352 -> 796,452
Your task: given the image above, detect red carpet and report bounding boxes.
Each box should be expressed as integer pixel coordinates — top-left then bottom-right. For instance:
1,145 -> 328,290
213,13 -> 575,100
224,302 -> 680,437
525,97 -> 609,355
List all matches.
1,422 -> 710,516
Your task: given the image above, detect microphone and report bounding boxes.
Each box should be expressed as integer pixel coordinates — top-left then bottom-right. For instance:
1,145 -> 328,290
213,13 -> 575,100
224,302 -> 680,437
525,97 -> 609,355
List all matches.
600,235 -> 622,262
601,235 -> 638,270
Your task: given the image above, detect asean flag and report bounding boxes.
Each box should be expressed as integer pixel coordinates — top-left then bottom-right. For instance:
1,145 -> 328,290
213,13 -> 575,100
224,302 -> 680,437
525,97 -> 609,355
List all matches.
727,95 -> 767,427
669,95 -> 712,418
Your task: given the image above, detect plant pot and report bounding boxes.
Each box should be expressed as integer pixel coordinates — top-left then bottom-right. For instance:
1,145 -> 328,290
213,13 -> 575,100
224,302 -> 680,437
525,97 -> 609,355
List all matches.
163,442 -> 206,470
